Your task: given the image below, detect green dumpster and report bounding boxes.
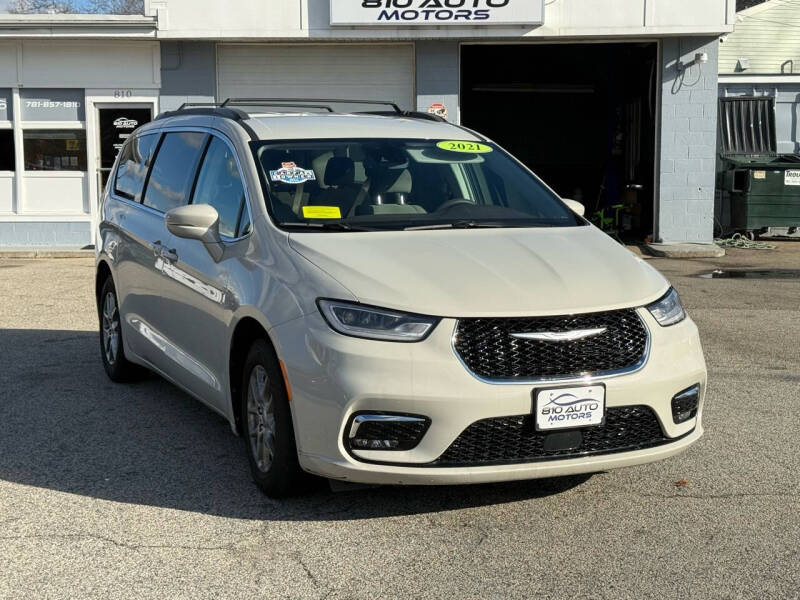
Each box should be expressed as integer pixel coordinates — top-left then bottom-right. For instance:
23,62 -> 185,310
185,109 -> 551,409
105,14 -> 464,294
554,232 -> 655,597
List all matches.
716,97 -> 800,237
717,155 -> 800,235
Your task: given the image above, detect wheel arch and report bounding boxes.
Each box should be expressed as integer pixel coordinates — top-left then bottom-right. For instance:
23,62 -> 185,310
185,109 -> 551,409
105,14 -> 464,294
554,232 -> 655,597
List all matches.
95,259 -> 113,308
228,315 -> 282,436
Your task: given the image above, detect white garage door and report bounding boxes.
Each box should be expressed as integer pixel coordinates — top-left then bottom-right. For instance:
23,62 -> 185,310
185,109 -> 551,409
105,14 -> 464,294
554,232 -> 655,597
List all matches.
217,44 -> 415,112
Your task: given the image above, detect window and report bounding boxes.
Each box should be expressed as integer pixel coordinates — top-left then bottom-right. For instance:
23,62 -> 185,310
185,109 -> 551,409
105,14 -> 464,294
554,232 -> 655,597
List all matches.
23,130 -> 87,171
192,137 -> 248,238
114,133 -> 160,202
142,131 -> 207,213
253,139 -> 581,231
0,130 -> 14,171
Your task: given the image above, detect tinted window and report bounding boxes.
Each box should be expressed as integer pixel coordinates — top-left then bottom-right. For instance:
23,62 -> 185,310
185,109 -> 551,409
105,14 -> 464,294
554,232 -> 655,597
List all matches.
0,130 -> 14,171
192,137 -> 247,238
114,133 -> 159,201
23,130 -> 87,171
142,132 -> 207,213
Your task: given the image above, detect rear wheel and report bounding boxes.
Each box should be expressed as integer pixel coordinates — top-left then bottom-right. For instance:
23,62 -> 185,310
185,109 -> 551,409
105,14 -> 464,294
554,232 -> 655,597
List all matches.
241,339 -> 310,497
98,277 -> 143,382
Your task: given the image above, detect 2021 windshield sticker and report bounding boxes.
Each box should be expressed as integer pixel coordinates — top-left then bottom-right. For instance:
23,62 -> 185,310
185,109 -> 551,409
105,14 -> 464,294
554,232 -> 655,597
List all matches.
436,141 -> 493,154
269,162 -> 317,185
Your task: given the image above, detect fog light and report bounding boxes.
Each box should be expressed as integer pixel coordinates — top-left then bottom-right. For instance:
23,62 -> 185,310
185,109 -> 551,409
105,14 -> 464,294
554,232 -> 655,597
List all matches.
347,413 -> 430,452
672,385 -> 700,424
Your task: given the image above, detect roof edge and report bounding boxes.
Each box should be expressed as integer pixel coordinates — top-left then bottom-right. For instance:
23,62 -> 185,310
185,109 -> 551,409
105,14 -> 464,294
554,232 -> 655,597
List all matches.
738,0 -> 792,18
0,14 -> 156,28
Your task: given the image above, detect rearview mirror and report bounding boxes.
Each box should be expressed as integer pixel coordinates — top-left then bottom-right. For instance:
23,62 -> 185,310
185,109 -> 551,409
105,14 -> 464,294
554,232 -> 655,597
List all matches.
563,199 -> 586,217
165,204 -> 224,261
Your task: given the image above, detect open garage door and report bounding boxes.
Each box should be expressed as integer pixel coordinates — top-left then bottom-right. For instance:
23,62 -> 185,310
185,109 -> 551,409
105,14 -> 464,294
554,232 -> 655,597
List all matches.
217,44 -> 415,111
461,43 -> 658,241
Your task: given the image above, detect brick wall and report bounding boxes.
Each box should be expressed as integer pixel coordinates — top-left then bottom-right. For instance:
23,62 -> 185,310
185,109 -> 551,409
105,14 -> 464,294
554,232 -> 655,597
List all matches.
658,37 -> 720,243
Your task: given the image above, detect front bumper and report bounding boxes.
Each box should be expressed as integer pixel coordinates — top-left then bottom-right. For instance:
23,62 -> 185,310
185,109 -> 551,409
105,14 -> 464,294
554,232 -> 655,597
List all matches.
271,308 -> 707,485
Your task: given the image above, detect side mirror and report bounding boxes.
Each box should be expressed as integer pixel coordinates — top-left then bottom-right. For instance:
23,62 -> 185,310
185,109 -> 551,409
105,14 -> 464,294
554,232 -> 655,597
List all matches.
165,204 -> 224,262
563,199 -> 586,217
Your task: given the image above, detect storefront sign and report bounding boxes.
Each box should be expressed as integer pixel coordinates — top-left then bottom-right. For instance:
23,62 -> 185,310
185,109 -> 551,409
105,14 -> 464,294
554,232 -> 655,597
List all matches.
19,89 -> 85,121
330,0 -> 544,26
0,89 -> 11,121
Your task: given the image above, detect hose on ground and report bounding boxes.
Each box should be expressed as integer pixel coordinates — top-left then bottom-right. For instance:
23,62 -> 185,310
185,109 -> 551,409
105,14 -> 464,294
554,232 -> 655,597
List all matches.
714,233 -> 777,250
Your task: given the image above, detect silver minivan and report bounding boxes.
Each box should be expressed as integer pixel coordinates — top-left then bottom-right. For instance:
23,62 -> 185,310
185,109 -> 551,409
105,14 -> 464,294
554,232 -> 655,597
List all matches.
96,100 -> 706,497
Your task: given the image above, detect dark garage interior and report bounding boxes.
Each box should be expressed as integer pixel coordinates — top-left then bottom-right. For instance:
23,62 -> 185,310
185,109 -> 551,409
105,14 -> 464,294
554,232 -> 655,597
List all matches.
461,43 -> 658,240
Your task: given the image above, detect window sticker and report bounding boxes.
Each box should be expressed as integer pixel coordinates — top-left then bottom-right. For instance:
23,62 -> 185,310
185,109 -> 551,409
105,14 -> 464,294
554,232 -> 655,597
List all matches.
436,141 -> 493,154
269,162 -> 317,185
302,206 -> 342,219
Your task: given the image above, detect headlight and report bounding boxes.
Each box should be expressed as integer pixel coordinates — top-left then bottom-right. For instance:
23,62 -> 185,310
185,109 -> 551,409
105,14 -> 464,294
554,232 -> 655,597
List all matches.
317,299 -> 440,342
646,287 -> 686,327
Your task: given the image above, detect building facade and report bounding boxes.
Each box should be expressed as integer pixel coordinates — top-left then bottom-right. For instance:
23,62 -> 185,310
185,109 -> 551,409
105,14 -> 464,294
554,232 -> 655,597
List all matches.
0,0 -> 735,247
719,0 -> 800,154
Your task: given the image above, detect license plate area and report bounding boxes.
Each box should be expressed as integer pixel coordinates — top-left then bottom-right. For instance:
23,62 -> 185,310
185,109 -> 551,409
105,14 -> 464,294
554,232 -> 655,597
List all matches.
534,384 -> 606,432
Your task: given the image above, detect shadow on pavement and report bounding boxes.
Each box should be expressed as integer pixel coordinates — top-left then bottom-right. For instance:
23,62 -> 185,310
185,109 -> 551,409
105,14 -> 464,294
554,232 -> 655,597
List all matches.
0,329 -> 591,521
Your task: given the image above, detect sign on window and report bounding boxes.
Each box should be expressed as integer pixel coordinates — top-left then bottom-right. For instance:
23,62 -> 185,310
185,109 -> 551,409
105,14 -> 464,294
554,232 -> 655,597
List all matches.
20,89 -> 85,122
0,89 -> 11,121
329,0 -> 544,26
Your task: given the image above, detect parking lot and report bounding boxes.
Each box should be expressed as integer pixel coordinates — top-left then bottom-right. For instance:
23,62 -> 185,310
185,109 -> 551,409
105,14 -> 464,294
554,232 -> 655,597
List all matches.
0,246 -> 798,600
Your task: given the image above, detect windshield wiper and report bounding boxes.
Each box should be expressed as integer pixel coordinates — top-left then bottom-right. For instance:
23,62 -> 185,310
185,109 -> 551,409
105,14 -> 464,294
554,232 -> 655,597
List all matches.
405,220 -> 510,231
281,222 -> 376,232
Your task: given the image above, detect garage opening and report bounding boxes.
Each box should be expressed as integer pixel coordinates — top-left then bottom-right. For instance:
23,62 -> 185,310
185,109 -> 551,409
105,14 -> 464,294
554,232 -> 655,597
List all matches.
461,43 -> 658,241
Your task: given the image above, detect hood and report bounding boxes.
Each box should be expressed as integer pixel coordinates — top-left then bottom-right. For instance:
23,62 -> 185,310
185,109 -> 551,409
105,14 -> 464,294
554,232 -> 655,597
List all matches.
288,226 -> 669,318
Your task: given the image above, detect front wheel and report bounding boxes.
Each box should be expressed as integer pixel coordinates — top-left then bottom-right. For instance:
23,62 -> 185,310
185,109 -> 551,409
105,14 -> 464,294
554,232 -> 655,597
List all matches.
241,339 -> 310,497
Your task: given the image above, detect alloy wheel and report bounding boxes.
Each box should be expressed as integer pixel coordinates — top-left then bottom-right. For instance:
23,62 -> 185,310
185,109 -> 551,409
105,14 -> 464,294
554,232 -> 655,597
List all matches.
247,364 -> 277,473
101,291 -> 120,365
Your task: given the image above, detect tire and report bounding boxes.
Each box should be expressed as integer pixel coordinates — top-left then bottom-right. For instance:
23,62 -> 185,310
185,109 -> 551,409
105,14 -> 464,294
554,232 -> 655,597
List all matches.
240,339 -> 310,497
98,276 -> 143,382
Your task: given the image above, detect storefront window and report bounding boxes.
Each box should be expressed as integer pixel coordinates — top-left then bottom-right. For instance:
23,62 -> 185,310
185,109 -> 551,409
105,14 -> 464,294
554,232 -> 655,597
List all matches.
0,131 -> 14,171
0,89 -> 11,121
23,130 -> 87,171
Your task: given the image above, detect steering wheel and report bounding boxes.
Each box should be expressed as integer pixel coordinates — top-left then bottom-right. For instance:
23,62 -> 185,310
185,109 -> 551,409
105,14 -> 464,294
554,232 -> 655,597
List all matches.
435,198 -> 475,213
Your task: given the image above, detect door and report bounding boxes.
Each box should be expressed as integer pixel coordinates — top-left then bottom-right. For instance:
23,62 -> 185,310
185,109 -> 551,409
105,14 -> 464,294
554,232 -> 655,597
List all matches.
124,130 -> 210,379
216,44 -> 414,110
153,133 -> 251,412
97,106 -> 153,193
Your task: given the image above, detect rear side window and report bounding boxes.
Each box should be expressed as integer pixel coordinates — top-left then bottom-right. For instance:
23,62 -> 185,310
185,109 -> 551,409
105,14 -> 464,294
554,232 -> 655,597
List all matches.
192,136 -> 248,238
114,133 -> 159,201
142,131 -> 207,213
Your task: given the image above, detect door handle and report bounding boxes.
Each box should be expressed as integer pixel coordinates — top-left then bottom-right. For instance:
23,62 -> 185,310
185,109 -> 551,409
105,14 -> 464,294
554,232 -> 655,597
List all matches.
153,241 -> 178,263
160,247 -> 179,262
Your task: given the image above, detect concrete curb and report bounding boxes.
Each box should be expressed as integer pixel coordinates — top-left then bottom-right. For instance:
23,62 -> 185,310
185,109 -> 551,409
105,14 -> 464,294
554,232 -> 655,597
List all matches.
0,248 -> 94,259
645,243 -> 725,259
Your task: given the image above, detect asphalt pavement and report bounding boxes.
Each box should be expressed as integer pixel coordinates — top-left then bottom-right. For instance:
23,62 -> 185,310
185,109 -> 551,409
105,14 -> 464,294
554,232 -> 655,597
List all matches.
0,245 -> 798,599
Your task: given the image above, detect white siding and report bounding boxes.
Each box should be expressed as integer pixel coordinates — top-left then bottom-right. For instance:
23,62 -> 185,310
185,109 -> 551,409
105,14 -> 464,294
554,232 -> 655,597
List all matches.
720,0 -> 800,74
217,44 -> 415,111
153,0 -> 733,40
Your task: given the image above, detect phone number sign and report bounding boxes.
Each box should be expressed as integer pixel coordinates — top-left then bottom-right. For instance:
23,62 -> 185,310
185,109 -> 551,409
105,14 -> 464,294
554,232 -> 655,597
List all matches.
330,0 -> 544,26
19,89 -> 85,121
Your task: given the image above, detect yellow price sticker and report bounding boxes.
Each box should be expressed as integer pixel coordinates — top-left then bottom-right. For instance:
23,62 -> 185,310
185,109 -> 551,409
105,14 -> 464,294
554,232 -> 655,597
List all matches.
436,141 -> 493,154
302,206 -> 342,219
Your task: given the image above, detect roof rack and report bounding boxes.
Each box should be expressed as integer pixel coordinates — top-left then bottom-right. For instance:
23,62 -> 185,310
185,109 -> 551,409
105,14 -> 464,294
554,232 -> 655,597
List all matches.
220,97 -> 402,113
155,99 -> 447,128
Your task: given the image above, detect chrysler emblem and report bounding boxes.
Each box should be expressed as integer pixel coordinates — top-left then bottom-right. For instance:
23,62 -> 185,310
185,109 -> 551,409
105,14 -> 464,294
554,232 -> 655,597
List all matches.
511,328 -> 607,342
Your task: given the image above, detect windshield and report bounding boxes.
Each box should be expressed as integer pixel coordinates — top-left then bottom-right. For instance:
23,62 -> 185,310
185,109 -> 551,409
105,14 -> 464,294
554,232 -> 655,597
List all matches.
251,138 -> 585,231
